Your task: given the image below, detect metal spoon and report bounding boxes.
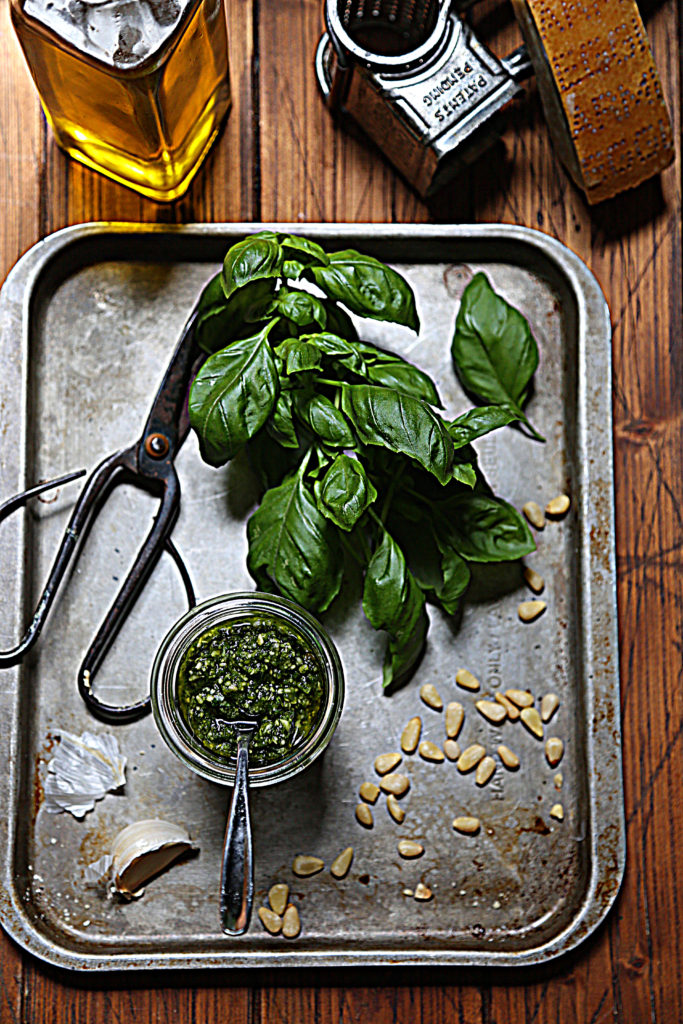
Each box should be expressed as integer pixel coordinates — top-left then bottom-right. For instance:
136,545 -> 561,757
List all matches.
219,715 -> 260,935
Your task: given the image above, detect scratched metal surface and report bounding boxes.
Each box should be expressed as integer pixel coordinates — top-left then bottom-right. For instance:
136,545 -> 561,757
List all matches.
0,223 -> 623,970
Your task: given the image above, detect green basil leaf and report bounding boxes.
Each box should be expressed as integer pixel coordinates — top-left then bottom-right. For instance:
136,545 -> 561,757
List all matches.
275,340 -> 323,375
447,404 -> 521,448
222,233 -> 283,299
341,384 -> 453,485
365,359 -> 442,407
274,287 -> 327,329
451,273 -> 544,440
247,467 -> 343,612
298,394 -> 355,448
189,322 -> 279,466
450,459 -> 477,488
432,494 -> 535,563
282,260 -> 306,281
247,429 -> 304,491
362,528 -> 428,688
280,234 -> 330,267
433,547 -> 470,615
309,250 -> 419,331
299,332 -> 359,360
195,275 -> 276,354
315,454 -> 378,531
268,390 -> 299,448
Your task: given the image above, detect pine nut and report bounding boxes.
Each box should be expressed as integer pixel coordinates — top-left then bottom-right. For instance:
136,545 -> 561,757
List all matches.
292,855 -> 324,877
387,794 -> 405,823
268,884 -> 288,916
475,755 -> 496,786
380,773 -> 410,797
545,737 -> 564,766
445,701 -> 464,738
550,803 -> 564,821
495,692 -> 520,720
546,494 -> 570,517
401,716 -> 422,753
282,904 -> 301,938
359,781 -> 380,804
521,706 -> 544,738
476,700 -> 507,723
453,816 -> 481,834
330,846 -> 354,879
554,772 -> 563,790
443,739 -> 461,761
374,752 -> 402,775
420,683 -> 443,710
523,566 -> 545,594
258,907 -> 282,934
398,840 -> 423,858
419,740 -> 445,763
518,600 -> 547,622
523,501 -> 545,529
457,744 -> 486,772
456,668 -> 480,691
414,883 -> 433,901
541,693 -> 559,722
505,689 -> 534,708
498,745 -> 520,769
355,803 -> 373,828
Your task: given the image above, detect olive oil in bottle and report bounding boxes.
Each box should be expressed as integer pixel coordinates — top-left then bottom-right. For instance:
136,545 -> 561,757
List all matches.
10,0 -> 231,201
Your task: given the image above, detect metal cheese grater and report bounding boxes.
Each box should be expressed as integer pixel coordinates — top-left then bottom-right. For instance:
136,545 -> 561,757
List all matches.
316,0 -> 674,203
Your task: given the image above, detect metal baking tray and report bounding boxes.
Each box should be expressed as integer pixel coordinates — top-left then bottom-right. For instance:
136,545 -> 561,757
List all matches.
0,223 -> 624,970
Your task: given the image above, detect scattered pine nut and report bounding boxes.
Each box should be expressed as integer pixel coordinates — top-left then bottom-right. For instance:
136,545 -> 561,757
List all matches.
387,794 -> 405,823
495,692 -> 520,720
546,494 -> 570,517
258,907 -> 282,934
292,855 -> 324,877
355,803 -> 373,828
445,701 -> 465,739
475,755 -> 496,786
282,904 -> 301,939
414,883 -> 433,901
420,683 -> 443,710
330,847 -> 354,879
374,752 -> 402,775
268,884 -> 288,916
398,840 -> 424,859
541,693 -> 559,723
443,739 -> 461,761
545,737 -> 564,766
520,707 -> 544,738
453,816 -> 481,834
457,744 -> 486,773
380,773 -> 410,797
476,700 -> 507,724
505,689 -> 534,708
419,740 -> 445,763
401,717 -> 422,753
403,888 -> 414,897
359,781 -> 380,804
550,803 -> 565,821
523,501 -> 545,529
456,668 -> 480,691
554,772 -> 563,790
518,600 -> 547,622
523,566 -> 545,594
498,745 -> 520,769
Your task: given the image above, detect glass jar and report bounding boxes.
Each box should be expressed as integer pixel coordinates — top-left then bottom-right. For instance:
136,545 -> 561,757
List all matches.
10,0 -> 231,201
151,592 -> 345,788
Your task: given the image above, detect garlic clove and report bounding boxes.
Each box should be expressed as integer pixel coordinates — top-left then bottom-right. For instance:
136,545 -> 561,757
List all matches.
111,819 -> 196,897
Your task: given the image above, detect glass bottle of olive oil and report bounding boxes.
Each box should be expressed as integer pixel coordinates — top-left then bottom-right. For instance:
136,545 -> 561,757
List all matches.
10,0 -> 231,201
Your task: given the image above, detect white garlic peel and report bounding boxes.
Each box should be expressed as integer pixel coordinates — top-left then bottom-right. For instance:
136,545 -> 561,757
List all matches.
45,731 -> 126,818
111,819 -> 196,897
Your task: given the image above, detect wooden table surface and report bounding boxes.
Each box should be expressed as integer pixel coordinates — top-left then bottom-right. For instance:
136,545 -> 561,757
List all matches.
0,1 -> 681,1021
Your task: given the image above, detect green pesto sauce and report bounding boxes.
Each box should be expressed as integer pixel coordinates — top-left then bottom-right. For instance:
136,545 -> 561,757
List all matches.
177,616 -> 326,767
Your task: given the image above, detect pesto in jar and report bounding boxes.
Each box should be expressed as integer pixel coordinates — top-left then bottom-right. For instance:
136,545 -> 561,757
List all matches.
177,616 -> 326,766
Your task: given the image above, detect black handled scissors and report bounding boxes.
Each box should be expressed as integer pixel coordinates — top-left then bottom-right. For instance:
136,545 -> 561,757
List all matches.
0,308 -> 205,723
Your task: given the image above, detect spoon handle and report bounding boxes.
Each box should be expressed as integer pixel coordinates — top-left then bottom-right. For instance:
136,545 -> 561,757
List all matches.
220,732 -> 254,935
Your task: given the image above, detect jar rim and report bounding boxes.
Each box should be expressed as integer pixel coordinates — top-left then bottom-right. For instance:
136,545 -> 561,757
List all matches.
151,592 -> 345,788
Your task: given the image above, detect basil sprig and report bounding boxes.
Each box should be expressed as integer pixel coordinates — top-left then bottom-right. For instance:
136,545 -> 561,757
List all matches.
189,234 -> 539,690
